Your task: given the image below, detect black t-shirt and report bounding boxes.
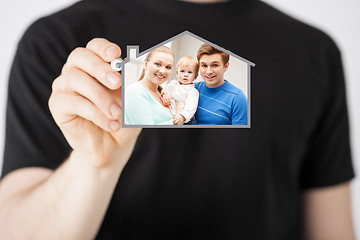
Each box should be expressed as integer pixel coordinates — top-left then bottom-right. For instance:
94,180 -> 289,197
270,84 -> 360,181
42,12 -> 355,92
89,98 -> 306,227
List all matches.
2,0 -> 354,239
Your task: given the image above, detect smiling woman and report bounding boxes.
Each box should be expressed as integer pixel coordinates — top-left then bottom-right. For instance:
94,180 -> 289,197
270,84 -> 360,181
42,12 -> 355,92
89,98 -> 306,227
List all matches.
125,46 -> 176,125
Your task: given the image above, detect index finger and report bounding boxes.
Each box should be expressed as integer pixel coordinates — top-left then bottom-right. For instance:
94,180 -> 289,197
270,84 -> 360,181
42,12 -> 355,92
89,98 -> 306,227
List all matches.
86,38 -> 121,62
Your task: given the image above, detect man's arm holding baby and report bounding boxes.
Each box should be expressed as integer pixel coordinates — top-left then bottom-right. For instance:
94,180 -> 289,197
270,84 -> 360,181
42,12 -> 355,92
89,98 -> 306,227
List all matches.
231,90 -> 248,125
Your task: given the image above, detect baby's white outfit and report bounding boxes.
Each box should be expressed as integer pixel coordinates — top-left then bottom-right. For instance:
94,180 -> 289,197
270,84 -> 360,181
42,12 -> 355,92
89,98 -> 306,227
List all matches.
161,80 -> 199,123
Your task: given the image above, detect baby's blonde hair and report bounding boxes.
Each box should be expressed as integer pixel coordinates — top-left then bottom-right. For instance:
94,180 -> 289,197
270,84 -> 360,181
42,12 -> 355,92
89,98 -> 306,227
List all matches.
176,56 -> 199,74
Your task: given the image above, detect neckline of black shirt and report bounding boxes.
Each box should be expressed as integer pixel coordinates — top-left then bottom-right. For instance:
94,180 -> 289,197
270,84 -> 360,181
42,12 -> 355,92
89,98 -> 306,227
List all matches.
107,0 -> 259,19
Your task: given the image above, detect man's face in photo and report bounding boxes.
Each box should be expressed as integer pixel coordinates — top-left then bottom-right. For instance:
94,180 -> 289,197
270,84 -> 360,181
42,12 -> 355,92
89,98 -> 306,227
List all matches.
199,53 -> 229,88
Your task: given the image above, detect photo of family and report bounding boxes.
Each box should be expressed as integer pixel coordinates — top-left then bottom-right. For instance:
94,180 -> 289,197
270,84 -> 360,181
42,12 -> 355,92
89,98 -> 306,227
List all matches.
122,32 -> 254,128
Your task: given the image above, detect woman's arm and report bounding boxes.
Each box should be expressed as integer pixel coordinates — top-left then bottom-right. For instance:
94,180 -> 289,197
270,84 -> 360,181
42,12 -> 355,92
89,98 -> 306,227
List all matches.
125,88 -> 156,125
126,85 -> 174,125
303,182 -> 355,240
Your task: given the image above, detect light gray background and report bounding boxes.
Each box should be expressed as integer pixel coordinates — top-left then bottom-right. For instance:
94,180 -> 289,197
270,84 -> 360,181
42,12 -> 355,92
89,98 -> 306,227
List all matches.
0,0 -> 359,236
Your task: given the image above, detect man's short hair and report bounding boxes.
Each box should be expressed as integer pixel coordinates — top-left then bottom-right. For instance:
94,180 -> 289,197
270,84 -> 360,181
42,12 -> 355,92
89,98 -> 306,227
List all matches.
197,44 -> 229,66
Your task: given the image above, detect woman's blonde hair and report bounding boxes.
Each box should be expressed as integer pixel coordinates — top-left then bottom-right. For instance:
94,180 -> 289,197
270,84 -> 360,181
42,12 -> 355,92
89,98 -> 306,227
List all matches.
138,46 -> 175,81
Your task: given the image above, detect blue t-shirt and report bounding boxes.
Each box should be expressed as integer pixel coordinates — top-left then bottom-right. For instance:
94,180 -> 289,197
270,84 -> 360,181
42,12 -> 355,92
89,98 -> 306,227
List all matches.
195,80 -> 247,125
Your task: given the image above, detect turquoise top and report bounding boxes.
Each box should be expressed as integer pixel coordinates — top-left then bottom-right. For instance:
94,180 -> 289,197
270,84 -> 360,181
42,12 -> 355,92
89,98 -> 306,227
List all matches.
125,82 -> 174,125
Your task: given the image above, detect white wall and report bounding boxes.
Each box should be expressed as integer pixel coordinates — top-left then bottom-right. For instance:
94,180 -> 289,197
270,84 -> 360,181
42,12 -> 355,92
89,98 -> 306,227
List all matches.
0,0 -> 359,236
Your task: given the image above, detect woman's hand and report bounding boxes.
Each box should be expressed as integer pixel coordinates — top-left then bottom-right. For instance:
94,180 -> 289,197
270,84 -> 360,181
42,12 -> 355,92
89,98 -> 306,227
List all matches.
49,38 -> 141,167
161,93 -> 172,107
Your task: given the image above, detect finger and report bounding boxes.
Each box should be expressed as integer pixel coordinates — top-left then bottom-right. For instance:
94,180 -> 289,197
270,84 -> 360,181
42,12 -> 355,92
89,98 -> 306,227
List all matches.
50,92 -> 120,132
65,47 -> 122,90
57,67 -> 121,120
86,38 -> 121,63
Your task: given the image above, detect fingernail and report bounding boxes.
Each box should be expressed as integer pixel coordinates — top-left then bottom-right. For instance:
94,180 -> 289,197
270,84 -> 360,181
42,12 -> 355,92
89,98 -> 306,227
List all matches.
110,104 -> 121,117
106,46 -> 117,58
110,121 -> 120,131
107,72 -> 121,86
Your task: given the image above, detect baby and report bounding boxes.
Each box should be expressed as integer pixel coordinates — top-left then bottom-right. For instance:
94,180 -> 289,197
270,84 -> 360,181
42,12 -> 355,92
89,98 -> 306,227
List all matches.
161,56 -> 199,125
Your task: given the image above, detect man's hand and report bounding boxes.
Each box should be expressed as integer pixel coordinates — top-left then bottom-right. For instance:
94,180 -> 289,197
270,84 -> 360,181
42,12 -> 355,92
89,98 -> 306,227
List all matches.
0,38 -> 142,240
173,114 -> 185,125
161,93 -> 172,107
49,38 -> 141,167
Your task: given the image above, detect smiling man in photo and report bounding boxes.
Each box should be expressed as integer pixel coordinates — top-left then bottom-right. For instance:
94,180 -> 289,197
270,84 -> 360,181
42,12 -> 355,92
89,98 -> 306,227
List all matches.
195,44 -> 248,125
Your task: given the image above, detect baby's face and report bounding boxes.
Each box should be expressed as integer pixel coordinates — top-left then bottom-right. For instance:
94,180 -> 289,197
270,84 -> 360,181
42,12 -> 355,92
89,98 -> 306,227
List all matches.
176,65 -> 197,85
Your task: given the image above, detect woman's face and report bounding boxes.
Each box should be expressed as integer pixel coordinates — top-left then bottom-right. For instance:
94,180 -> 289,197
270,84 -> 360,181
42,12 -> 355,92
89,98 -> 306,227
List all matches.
144,52 -> 174,86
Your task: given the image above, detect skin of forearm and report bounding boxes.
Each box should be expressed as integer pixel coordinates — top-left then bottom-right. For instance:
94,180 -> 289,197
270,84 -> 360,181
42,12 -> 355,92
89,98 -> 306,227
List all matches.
303,183 -> 355,240
0,146 -> 134,240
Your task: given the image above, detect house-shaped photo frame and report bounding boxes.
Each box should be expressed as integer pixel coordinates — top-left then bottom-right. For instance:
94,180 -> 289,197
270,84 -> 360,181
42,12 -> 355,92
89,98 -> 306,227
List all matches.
116,31 -> 255,128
